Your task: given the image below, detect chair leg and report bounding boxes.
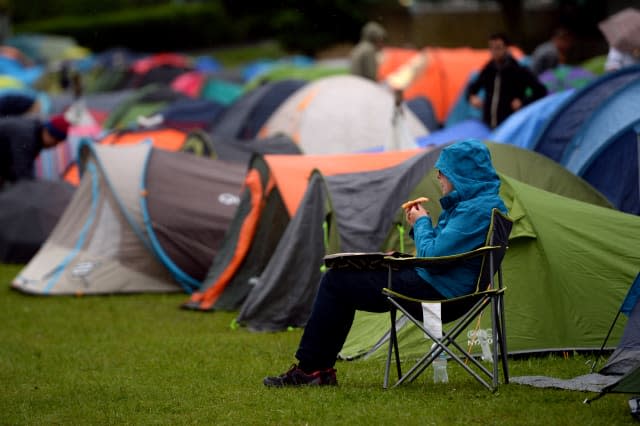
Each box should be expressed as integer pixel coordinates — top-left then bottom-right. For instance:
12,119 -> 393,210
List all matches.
498,293 -> 509,383
385,294 -> 504,392
389,296 -> 496,391
392,313 -> 402,380
384,307 -> 402,389
384,314 -> 393,389
491,295 -> 500,389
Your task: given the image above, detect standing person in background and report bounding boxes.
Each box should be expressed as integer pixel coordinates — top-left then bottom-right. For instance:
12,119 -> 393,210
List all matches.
0,114 -> 70,189
350,21 -> 386,81
467,32 -> 548,129
529,26 -> 576,76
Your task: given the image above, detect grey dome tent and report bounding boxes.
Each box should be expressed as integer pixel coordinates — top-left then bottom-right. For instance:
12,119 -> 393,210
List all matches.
12,140 -> 245,295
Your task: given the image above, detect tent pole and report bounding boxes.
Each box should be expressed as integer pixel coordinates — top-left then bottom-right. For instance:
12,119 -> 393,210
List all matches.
591,310 -> 622,373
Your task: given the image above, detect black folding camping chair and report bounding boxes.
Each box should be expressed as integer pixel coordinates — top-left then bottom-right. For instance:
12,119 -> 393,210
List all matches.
381,208 -> 513,392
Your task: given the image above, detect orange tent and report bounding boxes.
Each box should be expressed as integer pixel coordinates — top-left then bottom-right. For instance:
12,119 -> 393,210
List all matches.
266,149 -> 425,216
379,46 -> 524,123
185,148 -> 428,311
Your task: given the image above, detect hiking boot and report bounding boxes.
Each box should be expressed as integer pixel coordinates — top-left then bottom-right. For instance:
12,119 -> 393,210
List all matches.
263,364 -> 337,387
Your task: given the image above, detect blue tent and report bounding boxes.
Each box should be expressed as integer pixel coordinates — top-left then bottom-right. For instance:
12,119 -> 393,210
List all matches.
159,98 -> 226,131
415,119 -> 489,148
444,71 -> 482,128
562,78 -> 640,214
489,89 -> 573,148
0,56 -> 43,86
531,64 -> 640,162
405,96 -> 439,132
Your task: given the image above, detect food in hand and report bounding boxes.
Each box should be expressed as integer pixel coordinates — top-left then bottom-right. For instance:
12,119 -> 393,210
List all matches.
401,197 -> 429,210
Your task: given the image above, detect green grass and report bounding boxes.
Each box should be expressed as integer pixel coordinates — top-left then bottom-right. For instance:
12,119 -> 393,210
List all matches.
0,263 -> 634,425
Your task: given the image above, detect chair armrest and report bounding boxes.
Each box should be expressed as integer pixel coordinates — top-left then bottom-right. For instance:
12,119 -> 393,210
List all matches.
382,286 -> 506,304
323,251 -> 412,269
383,245 -> 501,268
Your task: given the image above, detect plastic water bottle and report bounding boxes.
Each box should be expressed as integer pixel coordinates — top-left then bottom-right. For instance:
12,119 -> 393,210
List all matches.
477,329 -> 493,363
432,344 -> 448,383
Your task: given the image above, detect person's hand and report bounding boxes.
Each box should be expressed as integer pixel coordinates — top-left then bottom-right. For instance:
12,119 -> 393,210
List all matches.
405,203 -> 429,226
469,94 -> 483,109
511,98 -> 523,111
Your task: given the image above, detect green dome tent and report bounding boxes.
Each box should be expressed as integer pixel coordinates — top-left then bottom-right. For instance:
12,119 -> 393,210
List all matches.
340,175 -> 640,359
234,141 -> 626,350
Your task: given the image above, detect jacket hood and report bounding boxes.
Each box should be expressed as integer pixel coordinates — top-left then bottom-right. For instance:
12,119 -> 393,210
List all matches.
361,21 -> 386,42
435,139 -> 501,204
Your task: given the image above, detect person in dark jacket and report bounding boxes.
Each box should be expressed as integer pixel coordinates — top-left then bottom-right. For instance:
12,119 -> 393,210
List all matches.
0,114 -> 70,188
467,33 -> 548,129
263,140 -> 508,387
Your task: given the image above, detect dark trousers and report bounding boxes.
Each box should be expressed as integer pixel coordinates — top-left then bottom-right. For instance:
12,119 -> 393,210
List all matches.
295,267 -> 444,371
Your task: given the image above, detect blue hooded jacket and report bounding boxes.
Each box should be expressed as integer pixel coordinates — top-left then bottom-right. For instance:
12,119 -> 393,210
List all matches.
411,139 -> 507,298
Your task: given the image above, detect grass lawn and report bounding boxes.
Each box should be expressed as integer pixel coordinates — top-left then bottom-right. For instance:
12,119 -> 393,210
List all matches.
0,263 -> 634,425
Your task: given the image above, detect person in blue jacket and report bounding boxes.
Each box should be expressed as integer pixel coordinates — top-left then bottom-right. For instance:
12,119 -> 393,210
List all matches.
263,139 -> 508,387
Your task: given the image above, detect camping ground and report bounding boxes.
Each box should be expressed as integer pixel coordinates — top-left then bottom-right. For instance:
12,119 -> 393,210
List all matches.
0,264 -> 634,424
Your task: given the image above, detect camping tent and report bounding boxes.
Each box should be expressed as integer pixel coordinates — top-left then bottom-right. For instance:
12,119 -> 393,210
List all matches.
156,97 -> 225,131
258,75 -> 428,154
0,180 -> 75,264
12,141 -> 245,295
538,65 -> 595,93
340,175 -> 639,360
378,46 -> 524,123
489,89 -> 574,149
511,274 -> 640,399
102,84 -> 189,130
531,64 -> 640,162
212,79 -> 307,140
208,133 -> 302,165
242,62 -> 346,92
235,142 -> 619,336
62,127 -> 216,185
416,119 -> 489,149
404,96 -> 439,132
561,78 -> 640,214
184,149 -> 424,311
36,89 -> 139,181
